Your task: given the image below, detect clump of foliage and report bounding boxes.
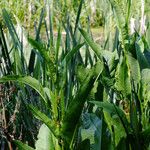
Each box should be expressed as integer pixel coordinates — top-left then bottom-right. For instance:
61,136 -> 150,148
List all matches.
0,0 -> 150,150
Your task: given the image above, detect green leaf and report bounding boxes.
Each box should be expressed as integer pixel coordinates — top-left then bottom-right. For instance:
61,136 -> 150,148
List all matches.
102,50 -> 119,73
109,0 -> 127,27
130,101 -> 139,135
49,4 -> 54,48
49,91 -> 58,120
91,101 -> 128,123
61,61 -> 103,143
28,38 -> 56,82
28,105 -> 59,138
13,48 -> 24,75
80,113 -> 102,150
135,39 -> 149,70
74,0 -> 84,34
28,38 -> 49,62
141,127 -> 150,144
115,56 -> 131,97
141,69 -> 150,85
75,64 -> 89,84
141,69 -> 150,103
127,53 -> 141,86
141,69 -> 150,96
55,25 -> 61,62
35,124 -> 55,150
28,8 -> 45,73
14,140 -> 35,150
91,101 -> 131,146
79,28 -> 102,60
108,0 -> 129,48
63,42 -> 85,64
0,75 -> 47,103
2,9 -> 22,50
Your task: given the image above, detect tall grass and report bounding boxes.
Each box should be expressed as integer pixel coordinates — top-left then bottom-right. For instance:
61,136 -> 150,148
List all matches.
0,0 -> 150,150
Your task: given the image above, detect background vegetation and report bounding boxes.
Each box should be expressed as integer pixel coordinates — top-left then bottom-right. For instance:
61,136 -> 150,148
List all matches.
0,0 -> 150,150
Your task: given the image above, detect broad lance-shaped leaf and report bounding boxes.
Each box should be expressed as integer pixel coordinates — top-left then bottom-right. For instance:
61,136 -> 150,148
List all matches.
15,123 -> 59,150
61,61 -> 103,143
141,69 -> 150,101
127,53 -> 140,86
35,124 -> 62,150
115,56 -> 131,97
28,105 -> 59,138
14,140 -> 35,150
141,69 -> 150,85
80,113 -> 102,150
90,101 -> 130,129
91,101 -> 131,146
79,28 -> 102,60
0,75 -> 47,103
35,124 -> 55,150
135,39 -> 149,70
76,64 -> 89,84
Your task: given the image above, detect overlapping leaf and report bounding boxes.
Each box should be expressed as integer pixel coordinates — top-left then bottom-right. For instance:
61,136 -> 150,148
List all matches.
91,101 -> 131,147
115,56 -> 131,97
0,75 -> 47,103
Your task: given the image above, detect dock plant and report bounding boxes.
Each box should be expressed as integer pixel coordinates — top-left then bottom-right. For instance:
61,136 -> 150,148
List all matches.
0,0 -> 150,150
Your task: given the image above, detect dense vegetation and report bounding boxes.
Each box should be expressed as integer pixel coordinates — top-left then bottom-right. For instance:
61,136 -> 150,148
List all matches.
0,0 -> 150,150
